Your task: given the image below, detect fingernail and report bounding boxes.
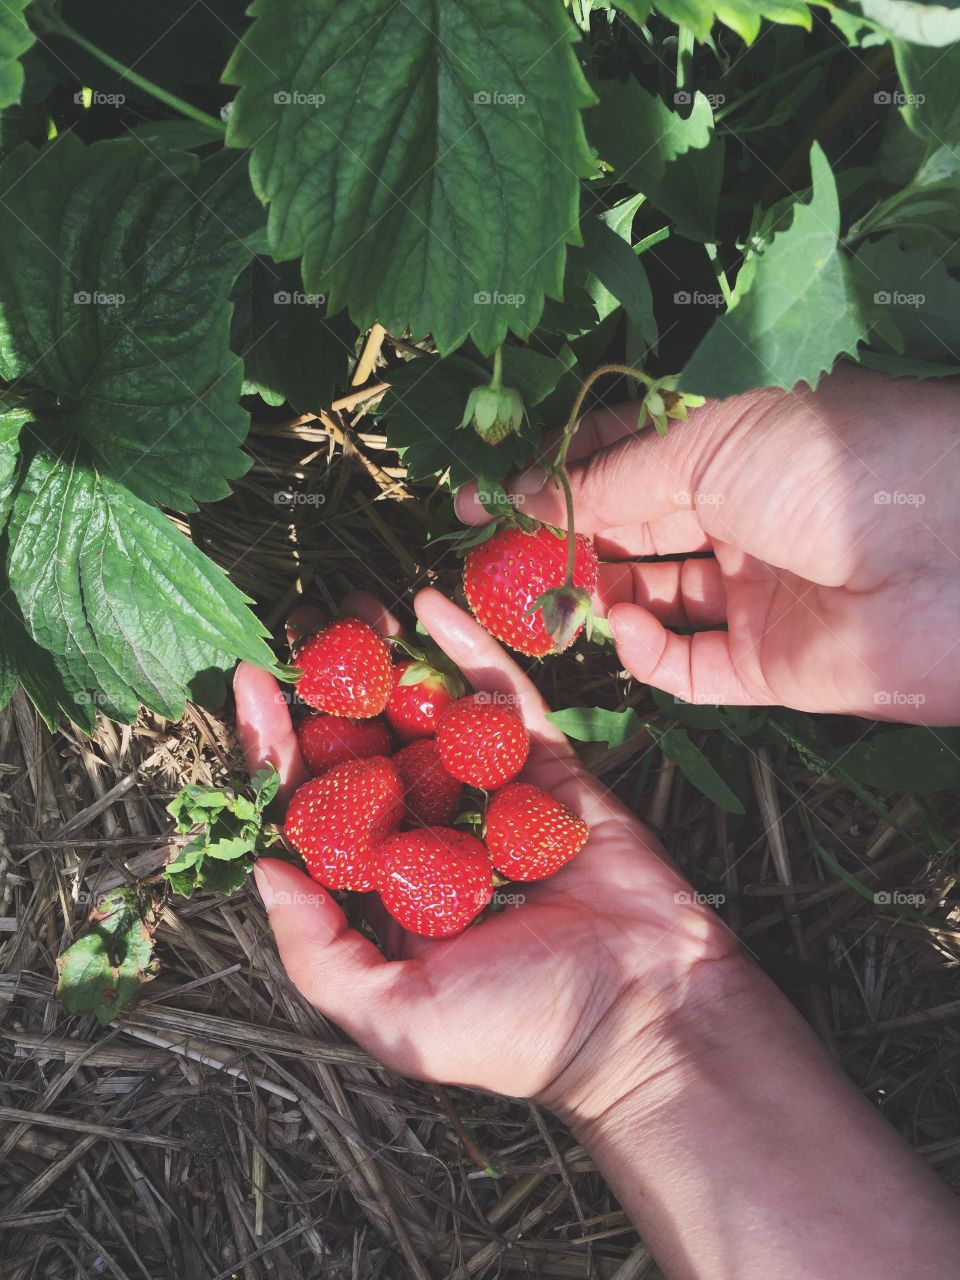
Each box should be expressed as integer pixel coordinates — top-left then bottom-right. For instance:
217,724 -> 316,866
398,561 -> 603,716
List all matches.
253,861 -> 276,909
453,483 -> 473,520
513,465 -> 548,495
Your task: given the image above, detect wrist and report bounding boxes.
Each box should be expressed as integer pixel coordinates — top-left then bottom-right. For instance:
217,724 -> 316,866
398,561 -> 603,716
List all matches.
539,944 -> 762,1132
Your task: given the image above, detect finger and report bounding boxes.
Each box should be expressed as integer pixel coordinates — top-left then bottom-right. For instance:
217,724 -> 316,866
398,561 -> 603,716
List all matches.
607,604 -> 771,706
412,588 -> 574,756
598,559 -> 727,629
234,663 -> 308,801
592,512 -> 713,559
286,606 -> 325,650
340,590 -> 405,638
253,859 -> 413,1037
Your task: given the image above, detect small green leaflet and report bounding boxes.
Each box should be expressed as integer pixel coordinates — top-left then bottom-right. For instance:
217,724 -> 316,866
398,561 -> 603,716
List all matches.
573,198 -> 658,354
0,0 -> 32,108
682,144 -> 866,396
0,136 -> 260,513
6,451 -> 276,723
892,40 -> 960,144
226,0 -> 596,355
0,403 -> 25,533
55,887 -> 159,1025
851,236 -> 960,372
864,0 -> 960,46
165,766 -> 281,897
587,82 -> 724,242
653,726 -> 745,814
546,706 -> 644,748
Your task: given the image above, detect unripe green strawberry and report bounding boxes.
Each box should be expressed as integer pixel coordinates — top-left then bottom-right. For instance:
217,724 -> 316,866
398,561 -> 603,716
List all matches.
460,383 -> 525,445
375,827 -> 492,937
436,693 -> 528,790
484,783 -> 588,881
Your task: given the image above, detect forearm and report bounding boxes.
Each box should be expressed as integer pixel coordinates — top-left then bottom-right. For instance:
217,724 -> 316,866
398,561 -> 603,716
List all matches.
555,955 -> 960,1280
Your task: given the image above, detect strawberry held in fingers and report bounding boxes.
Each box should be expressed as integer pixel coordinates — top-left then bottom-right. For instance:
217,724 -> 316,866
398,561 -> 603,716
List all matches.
463,524 -> 599,657
297,713 -> 392,774
393,738 -> 463,827
294,618 -> 393,718
485,783 -> 588,881
376,827 -> 493,937
385,659 -> 458,742
436,693 -> 529,790
283,756 -> 402,891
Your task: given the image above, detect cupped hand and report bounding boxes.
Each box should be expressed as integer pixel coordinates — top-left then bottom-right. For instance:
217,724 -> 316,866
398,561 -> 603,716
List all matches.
457,366 -> 960,724
234,590 -> 740,1112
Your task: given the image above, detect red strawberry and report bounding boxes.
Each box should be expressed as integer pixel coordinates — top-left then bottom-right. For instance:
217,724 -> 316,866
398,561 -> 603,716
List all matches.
297,713 -> 392,774
463,525 -> 599,657
436,694 -> 529,790
393,738 -> 463,826
484,783 -> 588,881
385,659 -> 457,742
283,756 -> 402,891
375,827 -> 493,937
294,618 -> 393,718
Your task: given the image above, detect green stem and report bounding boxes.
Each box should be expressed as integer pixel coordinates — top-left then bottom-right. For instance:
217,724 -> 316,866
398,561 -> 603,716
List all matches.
555,466 -> 578,587
675,26 -> 695,96
490,344 -> 503,390
51,20 -> 226,134
554,362 -> 654,469
705,243 -> 732,307
713,44 -> 840,124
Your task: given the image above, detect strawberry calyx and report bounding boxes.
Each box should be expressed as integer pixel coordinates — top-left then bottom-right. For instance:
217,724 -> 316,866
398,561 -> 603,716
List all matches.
388,636 -> 466,701
459,344 -> 526,446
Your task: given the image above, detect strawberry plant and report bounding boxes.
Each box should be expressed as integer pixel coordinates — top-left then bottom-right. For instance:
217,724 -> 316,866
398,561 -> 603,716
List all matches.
0,0 -> 957,733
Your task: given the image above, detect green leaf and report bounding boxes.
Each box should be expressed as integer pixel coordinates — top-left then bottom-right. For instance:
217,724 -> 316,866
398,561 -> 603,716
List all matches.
500,344 -> 578,406
231,257 -> 356,412
163,766 -> 281,897
0,135 -> 260,512
574,199 -> 658,352
0,403 -> 26,533
225,0 -> 596,354
864,0 -> 960,45
682,144 -> 866,397
545,705 -> 643,747
651,687 -> 724,730
851,236 -> 960,370
0,0 -> 31,108
840,727 -> 960,793
379,355 -> 536,486
588,82 -> 724,241
6,449 -> 276,722
55,887 -> 157,1025
633,0 -> 812,41
656,727 -> 745,813
892,39 -> 960,144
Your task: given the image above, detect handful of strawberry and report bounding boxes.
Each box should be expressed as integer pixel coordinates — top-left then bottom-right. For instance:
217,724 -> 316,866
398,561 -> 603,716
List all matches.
282,617 -> 588,937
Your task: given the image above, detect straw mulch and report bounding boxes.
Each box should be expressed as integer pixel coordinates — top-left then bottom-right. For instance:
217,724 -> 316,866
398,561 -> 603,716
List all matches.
2,346 -> 958,1278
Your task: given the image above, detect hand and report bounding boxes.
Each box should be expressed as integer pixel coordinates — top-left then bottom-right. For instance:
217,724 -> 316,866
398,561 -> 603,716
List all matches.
457,366 -> 960,724
233,589 -> 743,1112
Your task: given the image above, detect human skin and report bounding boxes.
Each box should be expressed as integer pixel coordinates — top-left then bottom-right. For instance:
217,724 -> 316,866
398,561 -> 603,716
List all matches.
456,366 -> 960,724
236,369 -> 960,1277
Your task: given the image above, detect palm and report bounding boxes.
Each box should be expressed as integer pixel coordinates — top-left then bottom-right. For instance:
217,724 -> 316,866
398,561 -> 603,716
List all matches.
237,589 -> 734,1099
